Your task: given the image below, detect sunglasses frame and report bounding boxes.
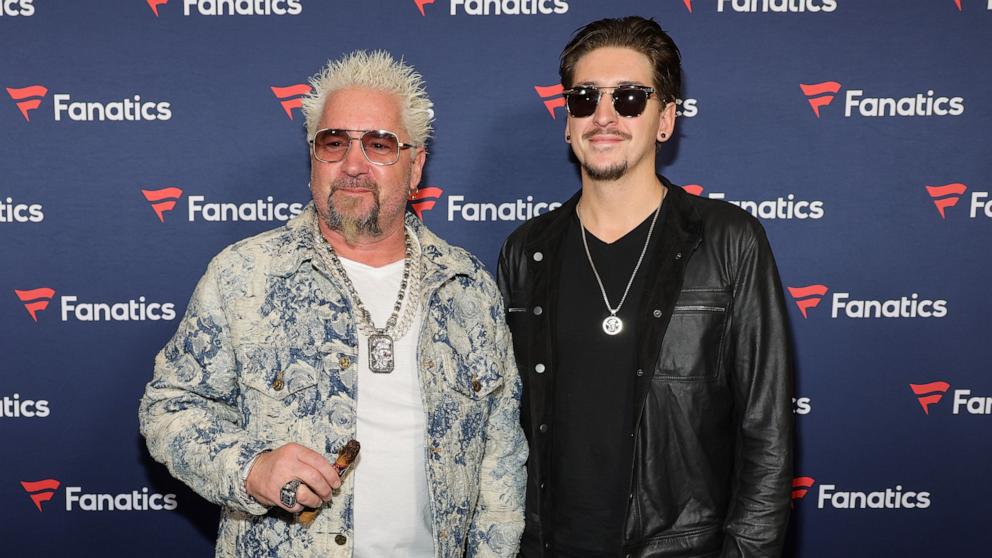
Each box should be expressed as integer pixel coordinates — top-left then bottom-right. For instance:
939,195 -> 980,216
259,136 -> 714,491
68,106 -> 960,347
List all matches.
308,128 -> 419,166
562,84 -> 658,118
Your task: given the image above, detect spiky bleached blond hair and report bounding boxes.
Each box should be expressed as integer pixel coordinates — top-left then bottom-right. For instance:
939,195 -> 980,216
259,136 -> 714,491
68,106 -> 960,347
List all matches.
301,50 -> 435,146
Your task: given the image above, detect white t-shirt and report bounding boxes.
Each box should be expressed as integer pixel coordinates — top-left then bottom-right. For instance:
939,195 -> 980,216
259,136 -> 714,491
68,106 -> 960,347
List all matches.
339,256 -> 434,557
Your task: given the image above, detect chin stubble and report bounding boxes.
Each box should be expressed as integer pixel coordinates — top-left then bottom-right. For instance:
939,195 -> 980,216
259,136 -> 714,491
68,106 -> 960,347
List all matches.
323,178 -> 382,242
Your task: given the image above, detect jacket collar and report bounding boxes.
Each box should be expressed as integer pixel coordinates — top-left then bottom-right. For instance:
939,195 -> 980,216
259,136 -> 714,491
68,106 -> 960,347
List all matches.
272,202 -> 476,285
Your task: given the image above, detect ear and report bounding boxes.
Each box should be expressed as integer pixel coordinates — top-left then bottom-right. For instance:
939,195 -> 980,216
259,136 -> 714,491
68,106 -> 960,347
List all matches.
564,123 -> 572,143
656,101 -> 677,143
409,146 -> 427,190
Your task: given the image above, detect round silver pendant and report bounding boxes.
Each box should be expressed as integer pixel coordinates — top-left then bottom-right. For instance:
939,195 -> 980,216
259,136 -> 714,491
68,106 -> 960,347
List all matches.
602,315 -> 623,335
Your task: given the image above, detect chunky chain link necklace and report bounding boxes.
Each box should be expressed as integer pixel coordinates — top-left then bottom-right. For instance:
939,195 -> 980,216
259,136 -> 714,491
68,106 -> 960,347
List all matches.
315,221 -> 422,373
576,195 -> 663,336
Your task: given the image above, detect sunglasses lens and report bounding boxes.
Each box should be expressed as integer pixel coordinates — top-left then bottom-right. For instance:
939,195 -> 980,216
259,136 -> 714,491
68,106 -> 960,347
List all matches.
313,130 -> 350,162
361,131 -> 400,164
614,88 -> 649,117
566,87 -> 599,118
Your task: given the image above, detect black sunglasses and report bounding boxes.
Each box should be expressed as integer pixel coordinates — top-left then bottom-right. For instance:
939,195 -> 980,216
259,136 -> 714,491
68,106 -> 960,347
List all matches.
562,85 -> 657,118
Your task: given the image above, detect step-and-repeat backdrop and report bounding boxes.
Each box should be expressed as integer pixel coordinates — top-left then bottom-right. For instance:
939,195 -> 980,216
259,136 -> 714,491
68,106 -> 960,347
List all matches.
2,1 -> 988,556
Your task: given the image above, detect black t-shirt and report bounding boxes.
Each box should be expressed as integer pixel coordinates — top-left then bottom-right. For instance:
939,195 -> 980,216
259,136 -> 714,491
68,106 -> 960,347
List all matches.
551,208 -> 660,557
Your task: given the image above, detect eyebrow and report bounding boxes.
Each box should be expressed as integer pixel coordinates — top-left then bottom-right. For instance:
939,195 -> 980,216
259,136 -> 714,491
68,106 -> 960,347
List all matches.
574,80 -> 648,87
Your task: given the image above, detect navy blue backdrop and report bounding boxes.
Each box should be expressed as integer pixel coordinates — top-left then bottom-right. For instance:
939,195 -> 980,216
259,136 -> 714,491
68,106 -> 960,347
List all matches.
2,1 -> 990,556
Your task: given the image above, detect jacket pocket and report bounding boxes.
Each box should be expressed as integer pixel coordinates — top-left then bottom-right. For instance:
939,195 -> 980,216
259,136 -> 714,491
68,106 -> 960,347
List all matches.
442,350 -> 505,400
236,345 -> 321,438
655,289 -> 732,381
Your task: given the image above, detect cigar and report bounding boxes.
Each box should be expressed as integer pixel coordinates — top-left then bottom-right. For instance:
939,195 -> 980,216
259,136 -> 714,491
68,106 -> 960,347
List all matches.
298,440 -> 361,526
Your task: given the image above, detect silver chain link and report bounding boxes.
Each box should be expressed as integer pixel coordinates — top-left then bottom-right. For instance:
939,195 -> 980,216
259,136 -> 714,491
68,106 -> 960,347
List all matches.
576,195 -> 663,317
313,217 -> 422,340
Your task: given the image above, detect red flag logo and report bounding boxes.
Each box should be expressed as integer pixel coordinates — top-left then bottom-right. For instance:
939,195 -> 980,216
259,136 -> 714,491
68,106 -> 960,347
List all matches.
792,476 -> 816,502
409,186 -> 444,219
799,81 -> 842,118
141,187 -> 184,222
6,85 -> 48,122
909,381 -> 951,415
271,84 -> 313,120
954,0 -> 962,10
14,288 -> 56,322
147,0 -> 169,16
21,479 -> 61,512
414,0 -> 435,16
683,0 -> 693,13
534,84 -> 566,119
683,184 -> 704,196
787,284 -> 829,319
925,183 -> 968,219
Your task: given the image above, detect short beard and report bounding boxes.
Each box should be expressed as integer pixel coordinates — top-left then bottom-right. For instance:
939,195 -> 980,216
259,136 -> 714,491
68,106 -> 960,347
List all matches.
582,161 -> 628,182
323,177 -> 382,242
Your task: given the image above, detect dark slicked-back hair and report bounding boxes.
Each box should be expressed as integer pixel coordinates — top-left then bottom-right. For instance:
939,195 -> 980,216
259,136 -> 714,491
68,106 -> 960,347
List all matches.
559,16 -> 682,105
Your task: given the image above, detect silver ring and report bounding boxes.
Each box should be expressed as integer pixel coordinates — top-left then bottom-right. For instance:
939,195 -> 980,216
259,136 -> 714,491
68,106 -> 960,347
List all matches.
280,479 -> 302,508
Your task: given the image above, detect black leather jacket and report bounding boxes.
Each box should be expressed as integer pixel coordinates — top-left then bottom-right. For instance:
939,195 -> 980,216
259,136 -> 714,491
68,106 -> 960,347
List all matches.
497,180 -> 793,558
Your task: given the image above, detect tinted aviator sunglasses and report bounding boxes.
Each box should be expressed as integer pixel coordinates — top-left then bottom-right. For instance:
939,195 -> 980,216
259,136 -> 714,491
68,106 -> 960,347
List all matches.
562,84 -> 658,118
309,128 -> 418,166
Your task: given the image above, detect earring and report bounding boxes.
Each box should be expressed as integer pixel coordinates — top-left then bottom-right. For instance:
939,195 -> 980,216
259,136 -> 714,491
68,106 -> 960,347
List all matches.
565,134 -> 571,142
660,132 -> 667,139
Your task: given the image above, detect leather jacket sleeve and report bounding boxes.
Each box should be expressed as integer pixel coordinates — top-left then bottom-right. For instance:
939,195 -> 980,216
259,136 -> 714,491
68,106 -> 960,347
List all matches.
719,220 -> 794,557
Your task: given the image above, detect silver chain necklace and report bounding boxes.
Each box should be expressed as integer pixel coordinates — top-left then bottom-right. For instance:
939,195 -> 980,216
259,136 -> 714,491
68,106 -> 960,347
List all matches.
316,223 -> 421,373
577,195 -> 663,336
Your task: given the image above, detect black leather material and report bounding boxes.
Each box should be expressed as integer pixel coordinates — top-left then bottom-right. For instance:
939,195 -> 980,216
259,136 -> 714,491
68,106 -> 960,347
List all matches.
498,179 -> 794,558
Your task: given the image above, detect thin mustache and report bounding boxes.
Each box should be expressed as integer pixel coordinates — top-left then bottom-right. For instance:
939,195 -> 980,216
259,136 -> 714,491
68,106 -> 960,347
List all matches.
583,130 -> 631,140
331,180 -> 379,194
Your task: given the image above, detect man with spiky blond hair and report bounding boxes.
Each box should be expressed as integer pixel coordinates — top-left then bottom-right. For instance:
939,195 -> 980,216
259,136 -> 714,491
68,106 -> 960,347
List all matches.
140,50 -> 527,558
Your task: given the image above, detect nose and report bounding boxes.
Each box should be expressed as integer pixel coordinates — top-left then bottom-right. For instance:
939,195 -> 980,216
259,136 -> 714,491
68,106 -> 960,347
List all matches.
340,137 -> 370,177
592,89 -> 618,127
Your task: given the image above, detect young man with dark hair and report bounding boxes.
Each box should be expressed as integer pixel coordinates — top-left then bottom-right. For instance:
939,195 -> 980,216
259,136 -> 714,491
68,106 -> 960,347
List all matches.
499,16 -> 794,558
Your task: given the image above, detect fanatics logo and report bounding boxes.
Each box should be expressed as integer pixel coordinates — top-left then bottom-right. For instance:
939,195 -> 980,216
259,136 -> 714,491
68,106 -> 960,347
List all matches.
683,0 -> 693,12
909,381 -> 950,415
802,80 -> 964,118
414,0 -> 435,15
678,184 -> 824,219
142,187 -> 184,222
792,476 -> 815,503
409,186 -> 444,219
787,285 -> 828,318
271,84 -> 312,120
149,0 -> 302,16
14,288 -> 55,322
21,479 -> 60,512
718,0 -> 837,12
800,81 -> 841,118
534,84 -> 565,119
6,85 -> 48,121
925,183 -> 967,219
147,0 -> 168,16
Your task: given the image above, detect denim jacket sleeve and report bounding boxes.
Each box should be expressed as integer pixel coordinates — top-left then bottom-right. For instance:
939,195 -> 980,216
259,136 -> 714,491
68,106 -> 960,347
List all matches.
466,275 -> 529,557
138,257 -> 271,516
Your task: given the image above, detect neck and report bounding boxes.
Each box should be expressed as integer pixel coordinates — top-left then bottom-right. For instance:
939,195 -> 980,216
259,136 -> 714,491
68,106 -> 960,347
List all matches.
318,218 -> 407,267
578,167 -> 666,244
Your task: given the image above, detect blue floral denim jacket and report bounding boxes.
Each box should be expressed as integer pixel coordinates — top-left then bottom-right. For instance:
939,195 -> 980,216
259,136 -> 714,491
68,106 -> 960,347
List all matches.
139,204 -> 527,557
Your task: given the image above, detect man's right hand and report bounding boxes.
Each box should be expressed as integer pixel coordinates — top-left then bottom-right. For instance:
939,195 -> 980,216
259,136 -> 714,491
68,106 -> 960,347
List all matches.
245,443 -> 341,512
